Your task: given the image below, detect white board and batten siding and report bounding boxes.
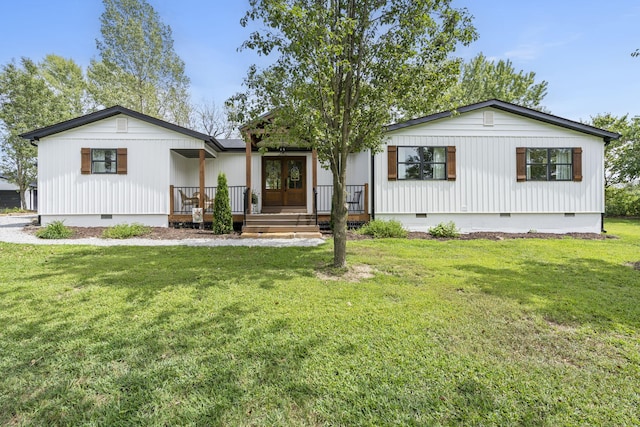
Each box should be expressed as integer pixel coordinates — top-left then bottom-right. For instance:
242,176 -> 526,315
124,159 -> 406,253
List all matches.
38,115 -> 211,227
376,108 -> 605,233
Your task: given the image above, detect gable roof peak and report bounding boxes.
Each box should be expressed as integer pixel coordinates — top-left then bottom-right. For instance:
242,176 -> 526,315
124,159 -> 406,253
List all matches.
20,105 -> 224,151
387,99 -> 620,142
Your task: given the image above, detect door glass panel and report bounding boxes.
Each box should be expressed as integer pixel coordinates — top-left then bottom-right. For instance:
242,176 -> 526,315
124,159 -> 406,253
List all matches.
287,160 -> 303,189
265,159 -> 281,190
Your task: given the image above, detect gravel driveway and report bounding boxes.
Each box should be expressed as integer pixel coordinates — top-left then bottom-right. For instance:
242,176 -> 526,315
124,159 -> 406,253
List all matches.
0,215 -> 326,247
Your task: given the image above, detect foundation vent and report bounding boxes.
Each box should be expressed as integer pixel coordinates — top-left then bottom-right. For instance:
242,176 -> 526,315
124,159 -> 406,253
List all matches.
500,213 -> 511,217
101,214 -> 113,220
416,213 -> 427,218
564,213 -> 575,217
483,111 -> 494,127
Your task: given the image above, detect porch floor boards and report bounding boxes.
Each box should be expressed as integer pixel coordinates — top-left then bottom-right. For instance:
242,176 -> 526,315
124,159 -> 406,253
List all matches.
241,213 -> 322,238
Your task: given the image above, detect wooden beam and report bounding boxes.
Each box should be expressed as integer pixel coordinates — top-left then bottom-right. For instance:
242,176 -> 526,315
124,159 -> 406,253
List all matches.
364,183 -> 369,216
245,131 -> 252,213
169,185 -> 175,216
199,149 -> 205,209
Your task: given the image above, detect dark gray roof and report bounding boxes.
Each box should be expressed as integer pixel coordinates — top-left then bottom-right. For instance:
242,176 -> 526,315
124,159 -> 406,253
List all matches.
217,138 -> 246,150
20,105 -> 224,151
386,99 -> 621,142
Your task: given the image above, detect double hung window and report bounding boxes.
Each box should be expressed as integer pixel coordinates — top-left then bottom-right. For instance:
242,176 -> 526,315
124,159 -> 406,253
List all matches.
526,148 -> 572,181
91,149 -> 118,174
397,147 -> 447,180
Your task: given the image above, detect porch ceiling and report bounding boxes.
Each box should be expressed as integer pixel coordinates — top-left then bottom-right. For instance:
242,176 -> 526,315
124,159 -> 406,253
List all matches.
172,149 -> 215,159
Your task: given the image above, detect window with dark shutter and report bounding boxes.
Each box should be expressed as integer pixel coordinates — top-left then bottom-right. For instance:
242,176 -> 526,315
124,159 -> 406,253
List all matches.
388,146 -> 397,180
518,147 -> 581,181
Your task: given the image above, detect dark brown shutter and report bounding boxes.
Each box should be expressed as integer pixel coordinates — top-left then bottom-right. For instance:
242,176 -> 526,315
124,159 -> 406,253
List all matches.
117,148 -> 127,174
572,147 -> 582,182
388,145 -> 397,180
516,147 -> 526,182
81,148 -> 91,174
446,146 -> 456,181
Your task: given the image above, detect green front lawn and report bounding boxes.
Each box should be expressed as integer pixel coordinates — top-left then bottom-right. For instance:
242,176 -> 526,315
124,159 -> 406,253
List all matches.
1,220 -> 639,426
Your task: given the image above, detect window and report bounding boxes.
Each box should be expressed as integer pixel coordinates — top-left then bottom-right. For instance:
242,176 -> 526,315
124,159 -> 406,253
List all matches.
81,147 -> 127,175
526,148 -> 572,181
91,149 -> 118,174
397,147 -> 447,180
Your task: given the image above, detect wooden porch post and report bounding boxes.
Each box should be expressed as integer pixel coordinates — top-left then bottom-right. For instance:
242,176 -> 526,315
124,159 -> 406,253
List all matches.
245,132 -> 252,213
169,185 -> 175,216
364,183 -> 369,217
199,149 -> 205,209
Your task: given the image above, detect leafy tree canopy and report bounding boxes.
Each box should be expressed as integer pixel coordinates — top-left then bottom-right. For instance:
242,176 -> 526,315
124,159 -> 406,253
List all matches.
88,0 -> 191,126
232,0 -> 477,267
445,53 -> 548,111
0,57 -> 83,207
591,113 -> 640,186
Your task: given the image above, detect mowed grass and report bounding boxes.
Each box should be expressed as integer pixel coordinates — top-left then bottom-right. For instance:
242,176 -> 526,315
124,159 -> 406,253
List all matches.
1,220 -> 639,426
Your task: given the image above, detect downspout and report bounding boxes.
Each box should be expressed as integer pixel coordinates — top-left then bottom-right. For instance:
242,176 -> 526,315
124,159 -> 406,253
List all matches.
370,149 -> 375,221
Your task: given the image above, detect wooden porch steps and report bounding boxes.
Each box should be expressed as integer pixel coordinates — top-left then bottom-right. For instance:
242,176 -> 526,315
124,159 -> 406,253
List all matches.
241,214 -> 322,239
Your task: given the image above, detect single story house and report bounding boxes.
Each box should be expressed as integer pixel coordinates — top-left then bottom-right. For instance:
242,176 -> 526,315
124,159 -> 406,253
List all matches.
20,99 -> 619,234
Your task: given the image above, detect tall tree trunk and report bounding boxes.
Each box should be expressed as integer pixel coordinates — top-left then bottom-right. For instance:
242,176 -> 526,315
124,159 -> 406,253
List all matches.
19,184 -> 27,210
332,172 -> 348,268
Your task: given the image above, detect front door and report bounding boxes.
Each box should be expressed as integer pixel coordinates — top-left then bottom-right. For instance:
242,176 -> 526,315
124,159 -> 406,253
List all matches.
262,157 -> 306,209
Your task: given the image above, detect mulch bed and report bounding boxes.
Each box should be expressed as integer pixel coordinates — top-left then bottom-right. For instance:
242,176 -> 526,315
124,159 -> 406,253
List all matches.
23,225 -> 242,240
335,230 -> 607,241
23,223 -> 608,241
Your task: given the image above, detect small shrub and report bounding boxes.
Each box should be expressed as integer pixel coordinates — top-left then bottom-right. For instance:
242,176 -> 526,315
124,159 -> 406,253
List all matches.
358,219 -> 408,238
428,221 -> 459,238
102,223 -> 151,239
36,221 -> 73,239
213,173 -> 233,234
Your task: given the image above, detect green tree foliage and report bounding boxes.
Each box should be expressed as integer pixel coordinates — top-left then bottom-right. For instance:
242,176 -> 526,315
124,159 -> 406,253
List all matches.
232,0 -> 476,267
605,185 -> 640,217
213,173 -> 233,234
88,0 -> 191,126
445,53 -> 548,110
0,57 -> 83,208
40,54 -> 89,116
591,114 -> 640,186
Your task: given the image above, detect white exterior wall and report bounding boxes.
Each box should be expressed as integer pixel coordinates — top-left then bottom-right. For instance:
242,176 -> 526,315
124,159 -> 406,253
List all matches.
38,115 -> 211,227
376,108 -> 606,233
316,151 -> 370,186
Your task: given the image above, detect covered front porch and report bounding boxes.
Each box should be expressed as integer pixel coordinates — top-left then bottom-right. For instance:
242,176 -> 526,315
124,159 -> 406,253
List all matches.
168,144 -> 370,230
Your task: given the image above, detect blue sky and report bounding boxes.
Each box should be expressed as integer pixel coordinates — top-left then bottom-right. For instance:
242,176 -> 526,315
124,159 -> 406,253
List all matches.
0,0 -> 638,123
